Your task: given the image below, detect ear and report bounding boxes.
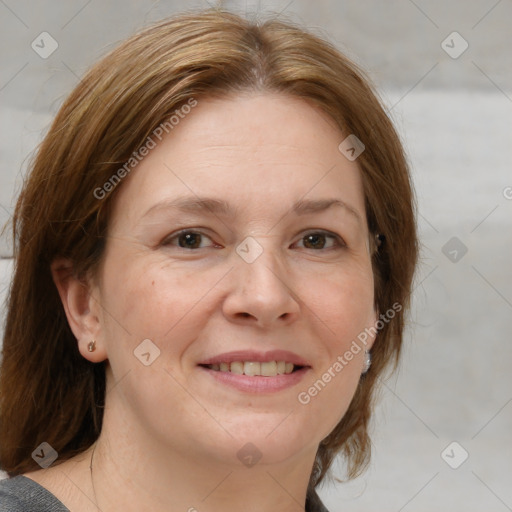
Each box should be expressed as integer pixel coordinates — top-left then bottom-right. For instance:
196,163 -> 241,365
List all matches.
51,258 -> 108,363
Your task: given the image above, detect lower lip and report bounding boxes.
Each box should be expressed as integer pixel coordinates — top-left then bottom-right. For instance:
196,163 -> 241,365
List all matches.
199,366 -> 310,393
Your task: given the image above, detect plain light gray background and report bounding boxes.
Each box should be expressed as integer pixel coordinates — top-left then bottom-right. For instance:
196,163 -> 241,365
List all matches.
1,1 -> 511,511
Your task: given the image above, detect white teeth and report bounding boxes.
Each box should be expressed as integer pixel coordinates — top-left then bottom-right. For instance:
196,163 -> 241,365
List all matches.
243,362 -> 260,376
207,361 -> 298,376
230,361 -> 244,374
261,361 -> 277,376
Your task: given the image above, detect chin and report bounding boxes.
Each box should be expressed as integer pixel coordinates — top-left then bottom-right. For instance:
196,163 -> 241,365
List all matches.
214,413 -> 321,465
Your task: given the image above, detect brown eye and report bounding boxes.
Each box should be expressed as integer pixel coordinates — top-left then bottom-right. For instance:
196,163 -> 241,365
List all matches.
178,232 -> 202,248
296,231 -> 343,250
303,233 -> 327,249
163,230 -> 214,249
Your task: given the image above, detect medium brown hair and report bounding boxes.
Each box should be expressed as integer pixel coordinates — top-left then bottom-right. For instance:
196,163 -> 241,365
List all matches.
0,8 -> 417,493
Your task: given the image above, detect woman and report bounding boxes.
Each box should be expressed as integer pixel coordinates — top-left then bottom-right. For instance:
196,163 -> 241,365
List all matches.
0,8 -> 417,511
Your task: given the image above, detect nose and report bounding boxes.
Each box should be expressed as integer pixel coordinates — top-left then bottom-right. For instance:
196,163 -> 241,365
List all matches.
222,243 -> 300,328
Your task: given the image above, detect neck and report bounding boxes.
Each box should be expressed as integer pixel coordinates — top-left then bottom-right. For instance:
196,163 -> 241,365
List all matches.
90,429 -> 314,512
85,390 -> 318,512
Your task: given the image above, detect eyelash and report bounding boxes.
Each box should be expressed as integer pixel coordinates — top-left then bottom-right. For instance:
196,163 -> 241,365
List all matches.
161,229 -> 346,251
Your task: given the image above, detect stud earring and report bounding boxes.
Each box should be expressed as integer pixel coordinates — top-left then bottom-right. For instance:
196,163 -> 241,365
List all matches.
362,350 -> 371,374
87,340 -> 96,352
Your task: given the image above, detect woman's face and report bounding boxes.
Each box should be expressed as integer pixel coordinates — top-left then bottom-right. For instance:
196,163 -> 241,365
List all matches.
93,92 -> 377,467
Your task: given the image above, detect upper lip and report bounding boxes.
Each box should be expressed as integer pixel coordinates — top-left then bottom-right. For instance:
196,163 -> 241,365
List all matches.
198,350 -> 311,367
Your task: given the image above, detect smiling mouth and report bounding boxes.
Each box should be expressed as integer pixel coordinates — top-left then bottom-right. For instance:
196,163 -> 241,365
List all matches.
199,361 -> 303,377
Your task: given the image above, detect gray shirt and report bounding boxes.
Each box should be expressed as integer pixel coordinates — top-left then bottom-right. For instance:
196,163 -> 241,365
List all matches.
0,475 -> 330,511
0,475 -> 69,511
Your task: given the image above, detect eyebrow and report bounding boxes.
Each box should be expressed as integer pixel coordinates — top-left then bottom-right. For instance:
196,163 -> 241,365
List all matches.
142,196 -> 363,224
292,198 -> 362,224
142,197 -> 232,218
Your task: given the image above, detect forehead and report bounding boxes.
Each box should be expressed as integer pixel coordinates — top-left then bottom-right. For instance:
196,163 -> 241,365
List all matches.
109,92 -> 367,229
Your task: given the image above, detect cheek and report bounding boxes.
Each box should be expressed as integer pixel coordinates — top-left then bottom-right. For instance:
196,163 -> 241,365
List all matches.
101,250 -> 202,335
97,253 -> 218,434
293,263 -> 375,434
98,248 -> 232,380
309,261 -> 376,345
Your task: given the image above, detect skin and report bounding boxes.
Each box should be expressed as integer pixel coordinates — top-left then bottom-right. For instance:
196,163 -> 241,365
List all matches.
26,92 -> 377,511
